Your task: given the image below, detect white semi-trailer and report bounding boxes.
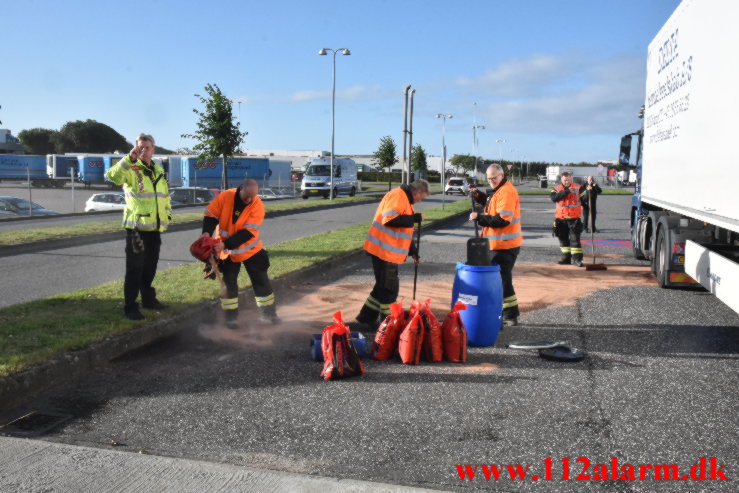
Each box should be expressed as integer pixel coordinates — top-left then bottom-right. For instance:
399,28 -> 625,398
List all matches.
622,0 -> 739,314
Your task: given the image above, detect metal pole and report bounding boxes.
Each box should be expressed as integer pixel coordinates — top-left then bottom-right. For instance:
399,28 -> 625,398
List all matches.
402,85 -> 411,185
330,50 -> 336,200
407,89 -> 415,184
27,165 -> 32,217
71,161 -> 75,213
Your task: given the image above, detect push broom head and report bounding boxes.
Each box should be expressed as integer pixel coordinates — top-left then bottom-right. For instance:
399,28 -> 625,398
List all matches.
585,263 -> 607,271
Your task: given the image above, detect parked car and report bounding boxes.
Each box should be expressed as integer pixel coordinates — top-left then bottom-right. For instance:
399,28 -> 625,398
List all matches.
85,192 -> 126,212
258,188 -> 293,201
0,196 -> 60,216
444,177 -> 470,195
170,187 -> 220,204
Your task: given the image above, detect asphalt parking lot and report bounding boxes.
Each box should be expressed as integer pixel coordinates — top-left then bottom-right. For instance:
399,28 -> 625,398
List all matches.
3,194 -> 737,492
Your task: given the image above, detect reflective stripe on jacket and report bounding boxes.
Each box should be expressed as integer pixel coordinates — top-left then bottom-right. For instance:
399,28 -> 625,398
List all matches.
553,183 -> 582,219
205,188 -> 264,262
363,187 -> 414,264
482,180 -> 522,250
105,155 -> 171,232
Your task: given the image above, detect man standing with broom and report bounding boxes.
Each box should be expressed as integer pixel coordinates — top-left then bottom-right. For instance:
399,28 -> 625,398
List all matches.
469,164 -> 523,326
356,179 -> 430,329
550,171 -> 584,267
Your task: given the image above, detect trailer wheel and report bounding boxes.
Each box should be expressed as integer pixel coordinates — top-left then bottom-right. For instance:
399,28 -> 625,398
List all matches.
654,228 -> 669,288
631,210 -> 646,260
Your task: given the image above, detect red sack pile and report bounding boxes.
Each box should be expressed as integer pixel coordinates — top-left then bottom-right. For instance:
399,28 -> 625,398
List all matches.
442,301 -> 468,363
420,299 -> 443,363
321,311 -> 365,380
371,302 -> 405,361
398,300 -> 424,365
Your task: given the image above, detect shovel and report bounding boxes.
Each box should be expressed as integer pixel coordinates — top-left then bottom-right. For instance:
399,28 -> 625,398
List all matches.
467,191 -> 490,266
584,189 -> 607,271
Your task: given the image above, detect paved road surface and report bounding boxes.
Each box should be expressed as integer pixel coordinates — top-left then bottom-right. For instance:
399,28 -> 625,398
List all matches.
3,193 -> 735,492
0,192 -> 464,308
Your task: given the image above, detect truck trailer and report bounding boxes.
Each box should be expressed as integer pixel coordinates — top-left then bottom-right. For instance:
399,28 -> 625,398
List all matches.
622,0 -> 739,314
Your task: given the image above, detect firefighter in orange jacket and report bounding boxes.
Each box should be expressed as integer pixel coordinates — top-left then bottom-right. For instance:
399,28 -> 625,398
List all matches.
200,178 -> 277,328
356,179 -> 430,327
550,171 -> 584,266
469,164 -> 523,326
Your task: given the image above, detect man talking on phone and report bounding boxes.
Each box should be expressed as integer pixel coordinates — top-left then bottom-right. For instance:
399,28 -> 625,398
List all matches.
106,133 -> 172,320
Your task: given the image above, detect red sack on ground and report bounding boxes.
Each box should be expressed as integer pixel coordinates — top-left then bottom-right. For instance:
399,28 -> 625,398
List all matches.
371,302 -> 405,361
398,301 -> 424,365
321,311 -> 365,380
421,299 -> 443,363
442,301 -> 468,363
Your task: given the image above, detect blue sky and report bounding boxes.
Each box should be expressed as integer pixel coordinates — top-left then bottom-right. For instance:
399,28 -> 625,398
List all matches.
3,0 -> 680,163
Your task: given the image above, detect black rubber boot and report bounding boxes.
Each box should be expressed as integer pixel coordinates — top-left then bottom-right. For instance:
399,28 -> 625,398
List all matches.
124,303 -> 145,321
224,309 -> 239,330
557,255 -> 572,265
356,304 -> 380,328
259,304 -> 279,325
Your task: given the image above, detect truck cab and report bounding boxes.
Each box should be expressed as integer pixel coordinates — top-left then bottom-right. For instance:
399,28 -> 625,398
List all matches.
300,157 -> 358,199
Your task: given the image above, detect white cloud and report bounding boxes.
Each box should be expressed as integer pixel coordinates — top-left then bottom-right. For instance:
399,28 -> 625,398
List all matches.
456,54 -> 572,97
290,85 -> 387,102
465,54 -> 646,135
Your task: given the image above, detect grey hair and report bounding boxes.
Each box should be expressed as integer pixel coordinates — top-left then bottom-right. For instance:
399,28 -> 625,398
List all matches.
561,171 -> 572,177
409,179 -> 430,195
487,163 -> 504,174
136,133 -> 155,145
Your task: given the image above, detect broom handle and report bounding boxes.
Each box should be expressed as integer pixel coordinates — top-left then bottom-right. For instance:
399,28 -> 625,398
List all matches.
470,192 -> 479,238
412,222 -> 421,299
589,189 -> 596,263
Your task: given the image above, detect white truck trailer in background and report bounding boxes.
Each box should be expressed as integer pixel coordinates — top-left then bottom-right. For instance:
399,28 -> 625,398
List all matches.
622,0 -> 739,314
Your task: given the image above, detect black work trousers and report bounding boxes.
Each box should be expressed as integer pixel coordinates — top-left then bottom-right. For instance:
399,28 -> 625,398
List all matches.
220,249 -> 274,300
582,200 -> 598,230
490,246 -> 520,320
124,229 -> 161,308
357,253 -> 400,324
555,218 -> 583,261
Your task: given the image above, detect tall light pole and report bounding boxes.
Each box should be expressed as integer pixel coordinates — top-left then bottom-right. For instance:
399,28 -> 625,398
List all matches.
401,85 -> 411,186
472,103 -> 484,179
436,113 -> 452,208
496,138 -> 507,162
319,47 -> 351,199
407,89 -> 416,184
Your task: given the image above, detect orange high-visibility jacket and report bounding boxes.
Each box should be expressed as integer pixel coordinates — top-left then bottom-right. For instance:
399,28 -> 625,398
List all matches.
364,187 -> 415,264
553,183 -> 582,219
205,189 -> 264,262
482,180 -> 522,250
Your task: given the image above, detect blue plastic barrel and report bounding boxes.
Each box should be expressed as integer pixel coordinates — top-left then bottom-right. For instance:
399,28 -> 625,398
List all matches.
451,262 -> 503,347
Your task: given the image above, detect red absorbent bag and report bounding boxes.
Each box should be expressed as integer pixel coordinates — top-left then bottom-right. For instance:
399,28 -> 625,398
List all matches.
398,301 -> 424,365
442,301 -> 468,363
321,311 -> 365,381
371,302 -> 405,361
421,299 -> 444,363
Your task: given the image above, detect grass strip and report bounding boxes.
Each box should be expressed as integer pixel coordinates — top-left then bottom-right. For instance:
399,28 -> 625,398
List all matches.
0,199 -> 469,378
0,194 -> 380,247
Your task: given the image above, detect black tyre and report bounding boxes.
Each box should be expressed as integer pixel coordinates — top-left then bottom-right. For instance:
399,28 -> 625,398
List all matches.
654,229 -> 669,288
349,186 -> 356,197
301,195 -> 308,200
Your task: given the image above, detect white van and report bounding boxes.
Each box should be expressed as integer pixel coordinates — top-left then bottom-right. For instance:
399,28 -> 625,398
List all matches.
301,157 -> 358,199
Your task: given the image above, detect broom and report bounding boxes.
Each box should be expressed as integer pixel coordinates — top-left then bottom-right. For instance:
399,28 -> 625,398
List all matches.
584,188 -> 607,271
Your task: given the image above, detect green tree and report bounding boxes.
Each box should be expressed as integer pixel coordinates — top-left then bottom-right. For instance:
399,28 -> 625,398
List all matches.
449,154 -> 478,175
18,128 -> 58,154
373,135 -> 398,185
411,143 -> 428,175
52,119 -> 131,153
181,83 -> 247,190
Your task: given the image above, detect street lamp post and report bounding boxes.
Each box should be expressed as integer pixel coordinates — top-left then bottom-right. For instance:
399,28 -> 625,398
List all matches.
319,47 -> 351,200
496,138 -> 507,162
436,113 -> 453,209
472,102 -> 485,180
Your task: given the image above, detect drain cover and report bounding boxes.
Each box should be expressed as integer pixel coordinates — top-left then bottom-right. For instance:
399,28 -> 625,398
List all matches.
0,411 -> 72,436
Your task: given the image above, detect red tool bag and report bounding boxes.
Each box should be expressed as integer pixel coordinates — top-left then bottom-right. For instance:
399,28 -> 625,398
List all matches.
371,302 -> 405,361
442,301 -> 468,363
321,311 -> 365,380
420,299 -> 443,363
399,301 -> 424,365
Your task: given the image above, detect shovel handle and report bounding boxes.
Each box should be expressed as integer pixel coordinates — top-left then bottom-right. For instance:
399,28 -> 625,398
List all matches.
470,192 -> 479,238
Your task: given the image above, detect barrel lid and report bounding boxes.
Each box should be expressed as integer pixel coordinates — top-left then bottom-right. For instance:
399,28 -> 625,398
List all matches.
456,261 -> 500,272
